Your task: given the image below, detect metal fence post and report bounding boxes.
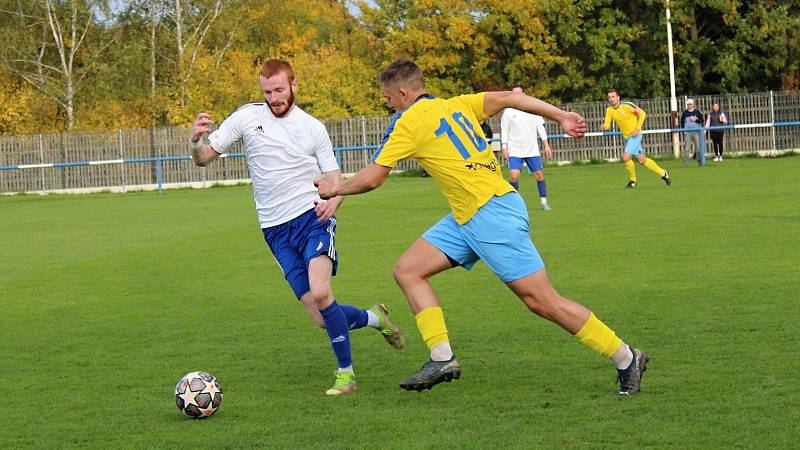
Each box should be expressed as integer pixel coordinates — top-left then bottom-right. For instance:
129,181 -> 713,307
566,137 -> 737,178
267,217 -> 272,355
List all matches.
699,129 -> 706,166
156,157 -> 163,193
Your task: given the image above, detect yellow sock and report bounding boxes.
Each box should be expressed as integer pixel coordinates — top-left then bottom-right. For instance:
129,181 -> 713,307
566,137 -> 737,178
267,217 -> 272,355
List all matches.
415,307 -> 449,350
643,157 -> 666,177
625,159 -> 637,181
575,313 -> 623,358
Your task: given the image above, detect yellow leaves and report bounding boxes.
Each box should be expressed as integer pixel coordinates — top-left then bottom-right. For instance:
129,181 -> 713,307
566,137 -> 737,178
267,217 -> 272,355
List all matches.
0,70 -> 58,136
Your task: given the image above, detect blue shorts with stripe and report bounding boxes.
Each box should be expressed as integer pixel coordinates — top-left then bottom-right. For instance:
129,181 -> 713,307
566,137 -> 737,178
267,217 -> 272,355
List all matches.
422,192 -> 544,283
262,208 -> 338,299
624,134 -> 644,156
508,156 -> 543,172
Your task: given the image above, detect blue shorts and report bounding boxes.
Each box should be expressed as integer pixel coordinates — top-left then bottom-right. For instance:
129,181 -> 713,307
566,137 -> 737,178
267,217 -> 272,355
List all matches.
624,135 -> 644,156
422,192 -> 545,282
262,208 -> 338,299
509,156 -> 543,172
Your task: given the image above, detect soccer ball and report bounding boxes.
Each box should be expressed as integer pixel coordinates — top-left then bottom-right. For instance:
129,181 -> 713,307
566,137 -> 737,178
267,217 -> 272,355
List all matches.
174,371 -> 223,418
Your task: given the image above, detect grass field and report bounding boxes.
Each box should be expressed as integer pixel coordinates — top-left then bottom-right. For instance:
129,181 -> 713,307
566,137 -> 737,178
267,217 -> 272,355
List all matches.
2,157 -> 799,449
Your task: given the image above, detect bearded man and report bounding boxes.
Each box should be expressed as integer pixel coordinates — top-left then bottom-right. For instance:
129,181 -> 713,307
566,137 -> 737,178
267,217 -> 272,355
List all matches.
189,59 -> 404,396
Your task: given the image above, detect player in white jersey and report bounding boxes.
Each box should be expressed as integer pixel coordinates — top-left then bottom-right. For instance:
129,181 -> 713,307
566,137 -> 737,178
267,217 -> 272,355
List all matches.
500,85 -> 553,210
188,59 -> 404,396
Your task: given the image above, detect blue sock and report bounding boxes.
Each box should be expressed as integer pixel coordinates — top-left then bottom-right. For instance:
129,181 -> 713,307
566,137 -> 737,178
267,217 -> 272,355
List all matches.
510,180 -> 519,191
339,303 -> 369,330
319,301 -> 352,369
537,179 -> 547,198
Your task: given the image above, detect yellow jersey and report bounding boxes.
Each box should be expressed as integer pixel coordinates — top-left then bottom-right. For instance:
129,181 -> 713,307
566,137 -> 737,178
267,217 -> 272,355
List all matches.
372,93 -> 514,224
604,101 -> 647,138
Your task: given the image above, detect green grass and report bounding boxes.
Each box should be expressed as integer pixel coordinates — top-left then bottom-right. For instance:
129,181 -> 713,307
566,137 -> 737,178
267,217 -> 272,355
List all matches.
2,158 -> 798,449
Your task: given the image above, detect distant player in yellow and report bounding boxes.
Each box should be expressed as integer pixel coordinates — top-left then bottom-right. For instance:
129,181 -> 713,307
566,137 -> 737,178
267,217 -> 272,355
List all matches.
316,60 -> 649,396
603,88 -> 671,188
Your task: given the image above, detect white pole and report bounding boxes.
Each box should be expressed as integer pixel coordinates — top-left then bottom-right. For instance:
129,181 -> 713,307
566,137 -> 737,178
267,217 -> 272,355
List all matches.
769,90 -> 777,153
38,134 -> 46,194
666,1 -> 680,159
118,129 -> 127,192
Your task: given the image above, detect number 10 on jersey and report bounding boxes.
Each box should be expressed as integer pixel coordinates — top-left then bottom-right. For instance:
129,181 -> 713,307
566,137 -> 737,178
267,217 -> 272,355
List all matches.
434,112 -> 488,159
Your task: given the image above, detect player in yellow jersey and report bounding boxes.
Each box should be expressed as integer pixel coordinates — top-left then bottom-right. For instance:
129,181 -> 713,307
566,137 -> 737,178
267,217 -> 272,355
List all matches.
603,88 -> 671,188
315,60 -> 649,396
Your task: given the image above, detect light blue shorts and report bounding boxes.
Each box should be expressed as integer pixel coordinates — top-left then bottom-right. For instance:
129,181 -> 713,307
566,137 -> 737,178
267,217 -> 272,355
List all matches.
422,192 -> 545,282
624,134 -> 644,156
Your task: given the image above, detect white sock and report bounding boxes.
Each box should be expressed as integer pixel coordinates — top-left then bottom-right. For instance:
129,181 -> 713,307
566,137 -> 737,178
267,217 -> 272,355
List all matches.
366,309 -> 380,328
338,365 -> 354,374
540,197 -> 548,205
430,342 -> 454,361
611,343 -> 633,370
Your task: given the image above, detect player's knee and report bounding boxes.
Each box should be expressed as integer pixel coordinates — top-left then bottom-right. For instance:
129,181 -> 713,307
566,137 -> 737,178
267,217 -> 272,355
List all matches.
533,171 -> 544,181
393,259 -> 423,287
392,263 -> 412,287
521,291 -> 560,319
308,287 -> 332,307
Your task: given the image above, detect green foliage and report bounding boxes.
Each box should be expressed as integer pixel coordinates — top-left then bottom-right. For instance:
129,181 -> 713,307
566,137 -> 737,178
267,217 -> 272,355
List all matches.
0,0 -> 797,134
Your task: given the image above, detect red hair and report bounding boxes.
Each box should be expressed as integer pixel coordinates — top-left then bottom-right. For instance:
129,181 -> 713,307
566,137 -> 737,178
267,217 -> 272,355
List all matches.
260,59 -> 295,82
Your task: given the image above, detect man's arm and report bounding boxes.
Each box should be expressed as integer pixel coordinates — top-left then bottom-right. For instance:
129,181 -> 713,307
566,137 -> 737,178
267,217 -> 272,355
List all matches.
636,106 -> 647,134
190,112 -> 221,167
314,169 -> 345,221
483,91 -> 586,139
536,119 -> 552,157
500,110 -> 510,160
315,163 -> 392,199
603,108 -> 613,131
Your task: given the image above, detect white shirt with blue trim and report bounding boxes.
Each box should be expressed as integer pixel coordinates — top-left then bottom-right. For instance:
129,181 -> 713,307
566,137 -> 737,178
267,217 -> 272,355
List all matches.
208,103 -> 338,228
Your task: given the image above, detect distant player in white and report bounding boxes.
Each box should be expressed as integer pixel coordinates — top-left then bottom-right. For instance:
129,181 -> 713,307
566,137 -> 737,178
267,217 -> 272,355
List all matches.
188,59 -> 403,396
501,84 -> 553,210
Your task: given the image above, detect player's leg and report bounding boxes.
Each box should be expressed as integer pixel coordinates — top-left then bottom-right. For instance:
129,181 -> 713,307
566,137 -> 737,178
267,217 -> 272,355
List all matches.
306,255 -> 356,395
262,219 -> 354,395
506,270 -> 648,395
622,151 -> 637,188
301,211 -> 403,344
528,156 -> 550,210
508,157 -> 523,190
463,193 -> 647,396
630,135 -> 670,185
395,215 -> 478,391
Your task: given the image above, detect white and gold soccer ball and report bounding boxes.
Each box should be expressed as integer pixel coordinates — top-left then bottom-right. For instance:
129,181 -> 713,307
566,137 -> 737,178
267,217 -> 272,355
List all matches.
174,371 -> 223,418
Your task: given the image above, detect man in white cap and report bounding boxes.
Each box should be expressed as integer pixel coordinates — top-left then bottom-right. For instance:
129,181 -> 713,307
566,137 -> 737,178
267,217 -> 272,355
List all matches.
680,99 -> 704,166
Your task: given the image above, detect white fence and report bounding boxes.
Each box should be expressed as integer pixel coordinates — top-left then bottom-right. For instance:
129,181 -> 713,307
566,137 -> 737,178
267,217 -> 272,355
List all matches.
1,90 -> 798,194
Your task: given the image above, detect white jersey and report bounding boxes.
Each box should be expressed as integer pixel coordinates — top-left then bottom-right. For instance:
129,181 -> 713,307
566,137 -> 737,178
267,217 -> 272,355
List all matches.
500,108 -> 548,157
208,103 -> 338,228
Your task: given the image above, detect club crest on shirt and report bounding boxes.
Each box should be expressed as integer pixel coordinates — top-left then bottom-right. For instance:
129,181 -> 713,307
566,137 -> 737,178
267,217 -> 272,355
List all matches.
290,130 -> 304,144
255,125 -> 264,133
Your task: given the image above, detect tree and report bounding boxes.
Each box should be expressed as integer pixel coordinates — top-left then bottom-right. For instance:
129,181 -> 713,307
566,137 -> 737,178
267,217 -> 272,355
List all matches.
0,0 -> 115,130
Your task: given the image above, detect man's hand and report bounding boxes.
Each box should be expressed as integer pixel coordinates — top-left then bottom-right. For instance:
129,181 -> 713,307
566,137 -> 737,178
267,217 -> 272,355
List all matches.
314,197 -> 341,222
502,148 -> 509,162
543,142 -> 553,158
314,177 -> 338,200
559,111 -> 587,139
631,128 -> 641,137
191,112 -> 214,142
